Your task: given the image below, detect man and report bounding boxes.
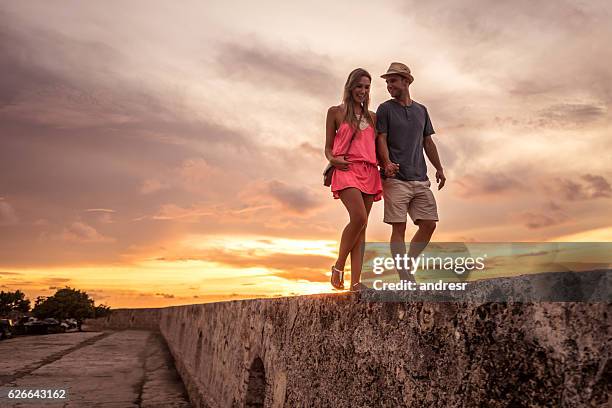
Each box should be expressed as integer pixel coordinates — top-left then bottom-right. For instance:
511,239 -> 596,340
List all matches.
376,62 -> 446,281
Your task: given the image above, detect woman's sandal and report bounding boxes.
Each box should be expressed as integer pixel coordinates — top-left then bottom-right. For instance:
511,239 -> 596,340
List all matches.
330,265 -> 344,290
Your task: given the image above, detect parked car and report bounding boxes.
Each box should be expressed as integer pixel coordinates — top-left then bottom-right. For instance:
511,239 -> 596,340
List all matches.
24,319 -> 49,335
44,318 -> 66,334
11,317 -> 79,336
12,317 -> 29,335
0,319 -> 14,340
63,318 -> 78,330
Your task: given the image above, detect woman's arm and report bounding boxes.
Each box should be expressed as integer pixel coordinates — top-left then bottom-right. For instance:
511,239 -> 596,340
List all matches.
371,111 -> 383,164
325,106 -> 349,170
324,106 -> 337,162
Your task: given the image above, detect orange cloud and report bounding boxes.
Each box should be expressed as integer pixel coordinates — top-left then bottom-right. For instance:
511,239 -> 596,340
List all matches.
0,199 -> 19,226
158,249 -> 333,282
60,222 -> 115,243
240,179 -> 324,214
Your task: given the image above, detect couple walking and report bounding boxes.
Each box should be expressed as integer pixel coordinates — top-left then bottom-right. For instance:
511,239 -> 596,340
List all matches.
324,62 -> 446,292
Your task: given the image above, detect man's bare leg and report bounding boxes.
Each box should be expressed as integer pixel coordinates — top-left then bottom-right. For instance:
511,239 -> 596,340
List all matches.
390,222 -> 412,281
391,220 -> 437,281
406,220 -> 437,277
408,220 -> 436,257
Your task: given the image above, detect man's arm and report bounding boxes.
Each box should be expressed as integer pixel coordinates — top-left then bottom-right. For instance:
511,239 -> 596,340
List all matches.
424,135 -> 446,190
375,103 -> 399,177
377,132 -> 399,177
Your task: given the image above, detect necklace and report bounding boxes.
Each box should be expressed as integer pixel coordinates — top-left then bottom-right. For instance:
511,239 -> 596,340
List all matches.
355,113 -> 368,130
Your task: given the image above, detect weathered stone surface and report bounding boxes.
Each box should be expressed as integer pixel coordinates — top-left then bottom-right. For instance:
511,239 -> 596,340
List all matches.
362,269 -> 610,302
0,331 -> 106,385
140,331 -> 192,408
0,330 -> 191,407
86,271 -> 610,407
84,308 -> 162,331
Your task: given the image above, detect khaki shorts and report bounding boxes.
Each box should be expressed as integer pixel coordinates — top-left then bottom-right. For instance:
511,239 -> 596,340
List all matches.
383,178 -> 439,225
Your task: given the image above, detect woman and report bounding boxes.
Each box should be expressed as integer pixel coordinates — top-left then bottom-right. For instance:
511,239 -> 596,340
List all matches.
325,68 -> 383,291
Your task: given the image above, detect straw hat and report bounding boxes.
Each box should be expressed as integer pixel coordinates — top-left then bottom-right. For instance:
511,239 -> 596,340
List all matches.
381,62 -> 412,80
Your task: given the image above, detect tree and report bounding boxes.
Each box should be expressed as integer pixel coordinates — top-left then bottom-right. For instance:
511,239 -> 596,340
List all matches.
33,287 -> 97,331
93,304 -> 111,318
0,290 -> 31,316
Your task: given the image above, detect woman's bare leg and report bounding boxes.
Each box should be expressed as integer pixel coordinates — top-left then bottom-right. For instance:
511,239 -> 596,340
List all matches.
349,193 -> 374,288
334,188 -> 368,273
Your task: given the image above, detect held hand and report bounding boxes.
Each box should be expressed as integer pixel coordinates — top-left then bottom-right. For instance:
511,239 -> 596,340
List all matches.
330,155 -> 350,171
383,161 -> 400,177
435,169 -> 446,190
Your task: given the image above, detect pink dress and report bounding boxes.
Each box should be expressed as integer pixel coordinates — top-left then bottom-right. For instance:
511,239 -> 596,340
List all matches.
330,121 -> 383,201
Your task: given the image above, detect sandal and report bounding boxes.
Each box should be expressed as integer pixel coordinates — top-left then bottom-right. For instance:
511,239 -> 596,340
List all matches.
330,265 -> 344,290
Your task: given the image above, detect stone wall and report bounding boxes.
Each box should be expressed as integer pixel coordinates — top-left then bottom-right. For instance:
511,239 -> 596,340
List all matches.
83,307 -> 162,331
86,272 -> 610,407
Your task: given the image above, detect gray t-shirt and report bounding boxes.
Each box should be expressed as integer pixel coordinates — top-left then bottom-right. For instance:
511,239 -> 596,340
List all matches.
376,99 -> 435,181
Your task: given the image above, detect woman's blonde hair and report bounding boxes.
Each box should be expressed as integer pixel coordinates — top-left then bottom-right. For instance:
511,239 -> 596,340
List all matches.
342,68 -> 374,129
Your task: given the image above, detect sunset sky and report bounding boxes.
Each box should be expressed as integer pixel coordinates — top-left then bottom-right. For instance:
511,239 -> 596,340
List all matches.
1,1 -> 611,308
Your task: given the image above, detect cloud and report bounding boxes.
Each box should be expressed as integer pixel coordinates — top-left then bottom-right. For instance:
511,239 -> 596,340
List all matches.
534,103 -> 607,127
158,249 -> 333,282
0,199 -> 19,225
150,204 -> 216,222
299,142 -> 321,157
0,271 -> 22,276
508,80 -> 562,97
0,15 -> 141,129
0,11 -> 256,144
142,196 -> 324,233
0,13 -> 252,208
515,250 -> 551,258
265,180 -> 323,213
397,0 -> 612,136
155,292 -> 175,299
407,0 -> 595,42
558,174 -> 612,201
214,39 -> 340,98
139,158 -> 223,196
177,158 -> 222,193
582,174 -> 612,198
545,201 -> 563,212
42,277 -> 71,284
60,222 -> 115,243
140,178 -> 168,194
516,211 -> 568,230
241,180 -> 324,214
454,172 -> 526,198
1,9 -> 312,267
83,208 -> 116,224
